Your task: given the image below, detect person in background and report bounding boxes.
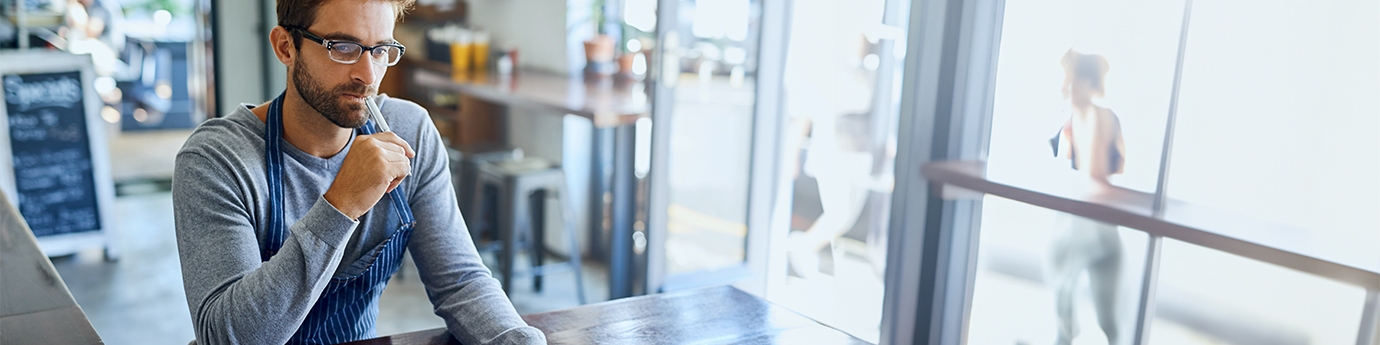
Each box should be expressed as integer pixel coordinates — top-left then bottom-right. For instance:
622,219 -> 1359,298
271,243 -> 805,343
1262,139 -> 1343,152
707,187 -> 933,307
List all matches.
1046,48 -> 1126,345
172,0 -> 544,343
782,0 -> 889,279
75,0 -> 125,55
63,0 -> 125,76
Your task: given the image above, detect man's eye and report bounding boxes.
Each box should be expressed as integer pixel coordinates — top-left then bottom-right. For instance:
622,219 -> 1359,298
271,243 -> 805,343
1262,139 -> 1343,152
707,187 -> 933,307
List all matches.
332,43 -> 361,54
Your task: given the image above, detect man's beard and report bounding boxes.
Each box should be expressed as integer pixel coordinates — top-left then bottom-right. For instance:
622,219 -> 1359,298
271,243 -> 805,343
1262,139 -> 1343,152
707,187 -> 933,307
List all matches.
292,59 -> 374,129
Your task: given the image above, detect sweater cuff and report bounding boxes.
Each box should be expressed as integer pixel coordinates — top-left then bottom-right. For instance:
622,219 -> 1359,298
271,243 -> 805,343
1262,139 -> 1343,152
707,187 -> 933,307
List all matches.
297,195 -> 361,249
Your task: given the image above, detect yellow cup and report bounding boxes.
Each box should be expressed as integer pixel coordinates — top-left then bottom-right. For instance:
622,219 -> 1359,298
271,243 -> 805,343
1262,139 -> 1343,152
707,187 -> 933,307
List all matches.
473,42 -> 490,73
450,42 -> 473,80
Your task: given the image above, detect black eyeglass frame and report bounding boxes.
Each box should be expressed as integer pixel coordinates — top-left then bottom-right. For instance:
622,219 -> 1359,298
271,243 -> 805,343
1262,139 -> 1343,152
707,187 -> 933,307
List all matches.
283,25 -> 407,66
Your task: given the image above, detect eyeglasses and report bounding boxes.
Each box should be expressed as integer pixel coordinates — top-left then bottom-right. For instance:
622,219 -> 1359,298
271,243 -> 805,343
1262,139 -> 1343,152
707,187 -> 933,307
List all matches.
284,26 -> 406,66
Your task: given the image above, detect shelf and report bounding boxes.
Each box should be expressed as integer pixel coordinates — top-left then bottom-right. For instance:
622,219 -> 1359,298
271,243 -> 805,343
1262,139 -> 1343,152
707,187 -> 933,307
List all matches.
922,160 -> 1380,290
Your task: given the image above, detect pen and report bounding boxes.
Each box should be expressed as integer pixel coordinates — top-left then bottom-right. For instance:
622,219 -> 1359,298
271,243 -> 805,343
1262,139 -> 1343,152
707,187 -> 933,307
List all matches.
366,96 -> 390,133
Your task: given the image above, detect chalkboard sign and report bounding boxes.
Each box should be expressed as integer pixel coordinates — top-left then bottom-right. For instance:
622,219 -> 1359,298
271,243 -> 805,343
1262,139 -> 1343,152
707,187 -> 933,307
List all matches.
3,71 -> 101,236
0,51 -> 116,259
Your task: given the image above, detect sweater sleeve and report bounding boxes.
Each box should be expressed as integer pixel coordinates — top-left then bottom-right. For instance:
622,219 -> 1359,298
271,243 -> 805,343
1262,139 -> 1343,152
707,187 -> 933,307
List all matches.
173,151 -> 361,345
402,116 -> 547,344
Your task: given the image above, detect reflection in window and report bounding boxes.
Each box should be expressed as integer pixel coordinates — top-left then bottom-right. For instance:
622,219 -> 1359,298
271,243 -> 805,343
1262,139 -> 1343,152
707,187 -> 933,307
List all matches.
972,0 -> 1379,343
969,196 -> 1149,345
986,0 -> 1183,194
975,0 -> 1184,343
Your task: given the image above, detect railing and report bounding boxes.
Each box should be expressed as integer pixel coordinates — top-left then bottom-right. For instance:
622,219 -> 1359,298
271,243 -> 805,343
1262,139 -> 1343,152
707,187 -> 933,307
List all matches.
923,160 -> 1380,345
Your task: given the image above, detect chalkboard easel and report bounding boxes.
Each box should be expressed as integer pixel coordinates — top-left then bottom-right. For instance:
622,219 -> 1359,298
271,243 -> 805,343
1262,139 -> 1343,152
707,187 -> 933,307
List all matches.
0,51 -> 118,260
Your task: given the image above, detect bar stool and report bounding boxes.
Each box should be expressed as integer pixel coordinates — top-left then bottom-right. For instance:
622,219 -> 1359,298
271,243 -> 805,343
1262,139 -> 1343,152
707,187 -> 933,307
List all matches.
455,145 -> 523,242
475,157 -> 587,304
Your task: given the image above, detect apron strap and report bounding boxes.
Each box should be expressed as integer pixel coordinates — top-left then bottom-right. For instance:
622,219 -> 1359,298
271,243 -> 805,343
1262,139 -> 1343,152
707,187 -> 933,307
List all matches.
261,92 -> 416,261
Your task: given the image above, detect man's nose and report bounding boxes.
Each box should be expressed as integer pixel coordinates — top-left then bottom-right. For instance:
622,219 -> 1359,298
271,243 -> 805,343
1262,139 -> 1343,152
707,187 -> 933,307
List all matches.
350,56 -> 385,87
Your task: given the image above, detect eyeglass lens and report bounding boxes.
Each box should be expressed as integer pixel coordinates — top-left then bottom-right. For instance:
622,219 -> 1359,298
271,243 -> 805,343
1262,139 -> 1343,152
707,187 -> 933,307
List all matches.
327,42 -> 402,66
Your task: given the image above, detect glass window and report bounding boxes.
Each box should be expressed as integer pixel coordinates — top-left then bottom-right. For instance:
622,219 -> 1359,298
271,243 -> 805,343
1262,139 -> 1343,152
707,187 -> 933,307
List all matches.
986,0 -> 1185,193
968,196 -> 1150,344
661,0 -> 763,276
1151,0 -> 1380,342
1166,0 -> 1380,266
770,0 -> 909,342
1151,239 -> 1365,344
971,0 -> 1184,343
969,0 -> 1380,343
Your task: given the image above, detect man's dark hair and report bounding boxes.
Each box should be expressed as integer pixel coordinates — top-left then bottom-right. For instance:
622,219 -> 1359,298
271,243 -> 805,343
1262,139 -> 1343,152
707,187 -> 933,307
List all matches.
277,0 -> 416,48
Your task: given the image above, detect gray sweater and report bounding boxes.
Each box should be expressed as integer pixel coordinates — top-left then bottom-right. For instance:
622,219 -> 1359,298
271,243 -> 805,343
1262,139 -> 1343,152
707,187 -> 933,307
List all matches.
173,96 -> 545,344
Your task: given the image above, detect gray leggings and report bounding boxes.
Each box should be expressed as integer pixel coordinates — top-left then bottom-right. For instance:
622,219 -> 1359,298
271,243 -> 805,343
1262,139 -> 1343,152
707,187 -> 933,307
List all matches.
1048,213 -> 1124,345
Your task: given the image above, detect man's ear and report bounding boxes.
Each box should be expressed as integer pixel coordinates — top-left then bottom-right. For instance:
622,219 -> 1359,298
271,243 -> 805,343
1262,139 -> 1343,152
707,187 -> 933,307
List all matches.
269,26 -> 296,67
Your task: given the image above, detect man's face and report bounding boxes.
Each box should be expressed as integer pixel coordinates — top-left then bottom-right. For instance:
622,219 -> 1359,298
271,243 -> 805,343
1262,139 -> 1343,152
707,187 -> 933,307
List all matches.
290,0 -> 397,129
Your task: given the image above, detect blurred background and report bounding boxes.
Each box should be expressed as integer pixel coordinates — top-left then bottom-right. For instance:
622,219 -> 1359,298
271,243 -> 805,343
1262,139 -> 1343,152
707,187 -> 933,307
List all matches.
0,0 -> 1376,344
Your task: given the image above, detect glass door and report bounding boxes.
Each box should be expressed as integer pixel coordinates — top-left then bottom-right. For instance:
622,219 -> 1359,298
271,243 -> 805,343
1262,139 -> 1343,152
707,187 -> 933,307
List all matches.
762,0 -> 910,342
639,0 -> 786,295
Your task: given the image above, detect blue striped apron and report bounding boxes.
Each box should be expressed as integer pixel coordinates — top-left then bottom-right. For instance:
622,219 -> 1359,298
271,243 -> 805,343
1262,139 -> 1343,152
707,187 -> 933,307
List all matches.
260,92 -> 417,344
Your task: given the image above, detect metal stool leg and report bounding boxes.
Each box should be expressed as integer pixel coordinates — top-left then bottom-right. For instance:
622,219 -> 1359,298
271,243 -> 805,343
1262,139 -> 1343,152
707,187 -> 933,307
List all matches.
530,189 -> 546,292
470,173 -> 487,240
496,179 -> 518,296
557,179 -> 587,305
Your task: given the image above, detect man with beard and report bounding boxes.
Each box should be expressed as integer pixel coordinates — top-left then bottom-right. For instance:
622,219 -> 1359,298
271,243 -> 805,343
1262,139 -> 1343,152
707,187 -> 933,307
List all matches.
172,1 -> 545,344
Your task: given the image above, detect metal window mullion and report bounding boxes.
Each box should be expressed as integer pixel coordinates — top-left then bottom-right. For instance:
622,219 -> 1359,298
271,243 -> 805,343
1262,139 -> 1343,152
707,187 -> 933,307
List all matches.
1132,236 -> 1165,345
642,0 -> 681,297
930,0 -> 1006,343
1357,290 -> 1380,345
1137,0 -> 1195,343
740,0 -> 790,296
880,0 -> 958,342
881,0 -> 1005,344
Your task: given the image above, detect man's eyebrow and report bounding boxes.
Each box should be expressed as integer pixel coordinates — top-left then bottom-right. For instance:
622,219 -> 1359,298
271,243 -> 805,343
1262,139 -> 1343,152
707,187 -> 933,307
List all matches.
320,31 -> 398,45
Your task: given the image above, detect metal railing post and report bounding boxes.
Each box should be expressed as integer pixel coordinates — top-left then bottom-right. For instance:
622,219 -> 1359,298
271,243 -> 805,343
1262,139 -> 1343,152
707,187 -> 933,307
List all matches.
1357,289 -> 1380,345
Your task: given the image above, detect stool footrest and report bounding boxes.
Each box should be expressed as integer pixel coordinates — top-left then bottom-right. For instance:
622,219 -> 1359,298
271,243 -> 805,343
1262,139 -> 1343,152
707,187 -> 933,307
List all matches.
513,263 -> 581,278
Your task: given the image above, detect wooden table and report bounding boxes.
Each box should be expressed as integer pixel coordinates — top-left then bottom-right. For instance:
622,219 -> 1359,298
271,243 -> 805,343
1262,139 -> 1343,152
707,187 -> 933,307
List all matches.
341,286 -> 870,345
0,192 -> 103,344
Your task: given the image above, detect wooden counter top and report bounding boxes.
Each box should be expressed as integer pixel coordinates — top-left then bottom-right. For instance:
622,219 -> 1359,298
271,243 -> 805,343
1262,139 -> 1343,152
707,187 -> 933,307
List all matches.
411,66 -> 649,128
342,286 -> 870,345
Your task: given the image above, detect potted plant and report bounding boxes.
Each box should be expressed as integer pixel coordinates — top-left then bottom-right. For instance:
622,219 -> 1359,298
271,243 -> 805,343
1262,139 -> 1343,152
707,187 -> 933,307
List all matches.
616,21 -> 652,80
583,0 -> 616,75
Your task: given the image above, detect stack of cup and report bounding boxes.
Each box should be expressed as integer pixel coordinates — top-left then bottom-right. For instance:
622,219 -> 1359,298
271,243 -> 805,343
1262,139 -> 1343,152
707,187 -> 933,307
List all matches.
472,31 -> 490,74
450,30 -> 473,80
426,24 -> 494,81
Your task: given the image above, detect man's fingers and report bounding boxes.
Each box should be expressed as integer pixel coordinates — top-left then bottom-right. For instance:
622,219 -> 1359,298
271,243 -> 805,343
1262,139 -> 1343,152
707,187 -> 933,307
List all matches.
369,132 -> 416,159
378,146 -> 411,163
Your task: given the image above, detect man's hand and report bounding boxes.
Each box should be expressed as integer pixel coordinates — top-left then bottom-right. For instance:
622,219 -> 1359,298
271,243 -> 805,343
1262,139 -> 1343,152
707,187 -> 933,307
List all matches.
323,132 -> 416,220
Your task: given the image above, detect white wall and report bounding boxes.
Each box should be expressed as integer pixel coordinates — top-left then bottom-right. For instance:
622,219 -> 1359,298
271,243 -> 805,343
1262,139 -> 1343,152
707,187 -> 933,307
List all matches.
214,0 -> 285,111
465,0 -> 581,74
214,0 -> 266,110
